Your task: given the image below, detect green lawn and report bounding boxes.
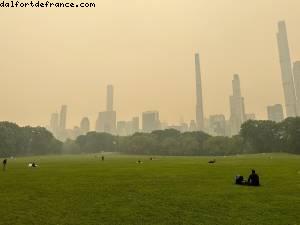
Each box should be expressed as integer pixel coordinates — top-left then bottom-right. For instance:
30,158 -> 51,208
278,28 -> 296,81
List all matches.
0,153 -> 300,225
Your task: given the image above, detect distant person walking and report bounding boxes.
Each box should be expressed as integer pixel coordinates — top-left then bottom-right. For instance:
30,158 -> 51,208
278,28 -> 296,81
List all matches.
101,156 -> 105,161
2,159 -> 7,171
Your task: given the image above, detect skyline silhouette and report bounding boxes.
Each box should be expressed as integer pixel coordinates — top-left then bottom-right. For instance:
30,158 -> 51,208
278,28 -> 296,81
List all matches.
0,0 -> 300,127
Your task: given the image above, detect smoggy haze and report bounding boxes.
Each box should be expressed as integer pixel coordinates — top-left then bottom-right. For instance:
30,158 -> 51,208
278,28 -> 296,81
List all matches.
0,0 -> 300,128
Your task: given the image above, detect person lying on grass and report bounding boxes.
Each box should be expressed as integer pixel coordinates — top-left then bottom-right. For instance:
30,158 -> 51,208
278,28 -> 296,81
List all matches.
28,162 -> 38,168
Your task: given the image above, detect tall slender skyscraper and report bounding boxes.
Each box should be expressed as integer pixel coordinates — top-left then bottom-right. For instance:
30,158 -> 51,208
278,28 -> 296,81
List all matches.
229,74 -> 246,136
95,85 -> 116,134
59,105 -> 67,130
276,21 -> 297,117
194,53 -> 204,131
106,85 -> 114,111
293,61 -> 300,114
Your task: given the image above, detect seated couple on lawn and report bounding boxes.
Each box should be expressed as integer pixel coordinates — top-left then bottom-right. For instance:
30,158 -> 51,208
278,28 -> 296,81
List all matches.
235,169 -> 260,186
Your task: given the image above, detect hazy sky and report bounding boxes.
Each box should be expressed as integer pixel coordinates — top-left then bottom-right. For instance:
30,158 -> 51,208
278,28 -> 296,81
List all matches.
1,0 -> 300,128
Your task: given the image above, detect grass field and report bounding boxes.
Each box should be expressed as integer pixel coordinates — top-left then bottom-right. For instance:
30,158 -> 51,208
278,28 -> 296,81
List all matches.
0,153 -> 300,225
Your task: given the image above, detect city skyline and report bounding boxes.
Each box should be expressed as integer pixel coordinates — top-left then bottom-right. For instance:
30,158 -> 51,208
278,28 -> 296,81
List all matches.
1,0 -> 300,127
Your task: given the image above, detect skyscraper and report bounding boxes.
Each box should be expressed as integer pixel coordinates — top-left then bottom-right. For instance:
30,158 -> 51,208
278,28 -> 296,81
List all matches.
59,105 -> 67,130
117,121 -> 129,136
131,117 -> 139,134
293,61 -> 300,114
229,74 -> 246,135
267,104 -> 284,122
96,111 -> 117,134
80,117 -> 90,135
209,115 -> 226,136
194,53 -> 204,131
50,113 -> 59,136
116,117 -> 139,136
142,111 -> 160,133
95,85 -> 116,134
106,85 -> 114,111
276,21 -> 297,117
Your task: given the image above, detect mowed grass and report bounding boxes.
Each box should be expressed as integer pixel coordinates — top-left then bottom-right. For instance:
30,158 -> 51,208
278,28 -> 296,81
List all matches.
0,153 -> 300,225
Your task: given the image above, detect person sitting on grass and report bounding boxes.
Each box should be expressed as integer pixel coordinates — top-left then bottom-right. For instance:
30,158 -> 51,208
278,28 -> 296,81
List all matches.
235,170 -> 260,186
248,169 -> 260,186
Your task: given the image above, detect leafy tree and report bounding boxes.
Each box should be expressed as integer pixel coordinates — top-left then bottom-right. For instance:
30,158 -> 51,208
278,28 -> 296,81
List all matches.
240,120 -> 280,153
278,117 -> 300,154
0,122 -> 62,157
76,132 -> 116,153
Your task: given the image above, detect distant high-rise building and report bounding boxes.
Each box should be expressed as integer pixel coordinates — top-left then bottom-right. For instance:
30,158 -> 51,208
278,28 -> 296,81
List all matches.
50,113 -> 59,136
80,117 -> 90,135
209,115 -> 226,136
194,53 -> 205,131
229,74 -> 246,135
116,118 -> 139,136
293,61 -> 300,114
96,85 -> 116,134
267,104 -> 284,122
59,105 -> 67,130
160,122 -> 169,130
117,121 -> 129,136
71,126 -> 82,140
225,120 -> 231,137
142,111 -> 160,133
106,85 -> 114,111
96,111 -> 116,134
131,117 -> 139,134
276,21 -> 298,117
203,118 -> 210,133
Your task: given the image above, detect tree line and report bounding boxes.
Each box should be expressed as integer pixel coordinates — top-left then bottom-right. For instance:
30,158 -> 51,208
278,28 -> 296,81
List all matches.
0,118 -> 300,157
0,122 -> 62,157
68,117 -> 300,156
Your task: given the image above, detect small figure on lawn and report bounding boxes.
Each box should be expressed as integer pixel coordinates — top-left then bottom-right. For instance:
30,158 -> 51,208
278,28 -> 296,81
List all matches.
208,159 -> 216,164
2,159 -> 7,171
28,162 -> 38,168
247,169 -> 260,186
235,169 -> 260,186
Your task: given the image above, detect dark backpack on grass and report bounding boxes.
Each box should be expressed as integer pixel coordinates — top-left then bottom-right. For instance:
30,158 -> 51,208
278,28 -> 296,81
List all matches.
235,175 -> 244,185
